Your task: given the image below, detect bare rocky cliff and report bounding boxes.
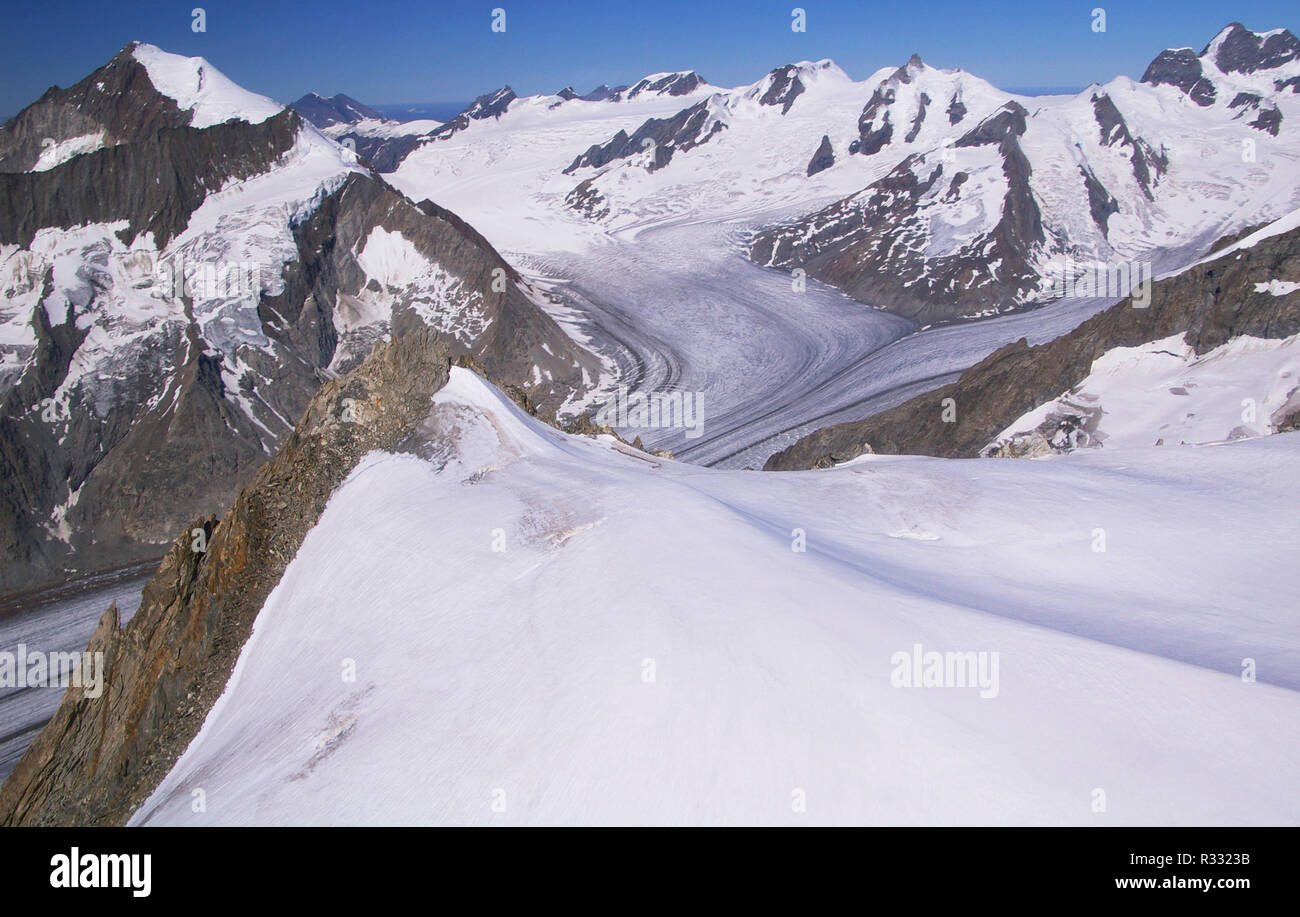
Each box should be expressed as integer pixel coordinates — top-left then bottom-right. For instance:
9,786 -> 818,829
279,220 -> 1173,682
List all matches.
0,331 -> 454,825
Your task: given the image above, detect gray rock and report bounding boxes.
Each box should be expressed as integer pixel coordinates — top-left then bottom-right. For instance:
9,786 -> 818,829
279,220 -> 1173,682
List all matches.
1209,23 -> 1300,74
564,99 -> 725,173
806,135 -> 835,176
1141,48 -> 1217,105
758,65 -> 806,115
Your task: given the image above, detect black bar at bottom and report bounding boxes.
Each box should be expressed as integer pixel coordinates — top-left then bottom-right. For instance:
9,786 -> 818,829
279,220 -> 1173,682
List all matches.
0,826 -> 1288,903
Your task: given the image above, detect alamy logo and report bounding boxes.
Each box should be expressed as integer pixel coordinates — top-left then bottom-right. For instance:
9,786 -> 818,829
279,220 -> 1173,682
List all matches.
50,848 -> 151,897
0,644 -> 104,698
593,384 -> 705,439
151,253 -> 261,302
890,643 -> 1000,699
1042,258 -> 1152,308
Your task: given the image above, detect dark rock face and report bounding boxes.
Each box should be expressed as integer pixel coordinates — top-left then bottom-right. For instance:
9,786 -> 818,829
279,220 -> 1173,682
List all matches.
350,86 -> 519,173
758,65 -> 806,115
1091,93 -> 1167,199
955,100 -> 1026,147
893,54 -> 925,83
904,92 -> 931,143
1208,23 -> 1300,73
844,56 -> 931,157
1091,92 -> 1128,142
626,72 -> 705,98
946,92 -> 967,125
1276,75 -> 1300,93
1250,106 -> 1283,136
335,131 -> 422,173
0,332 -> 456,826
1141,25 -> 1300,107
563,99 -> 725,173
0,43 -> 193,174
555,87 -> 580,101
425,86 -> 516,142
454,86 -> 516,122
765,223 -> 1300,469
1080,164 -> 1119,235
848,86 -> 895,156
289,93 -> 383,129
751,102 -> 1045,324
1141,48 -> 1217,105
806,135 -> 835,176
0,109 -> 301,249
1224,91 -> 1282,135
277,172 -> 597,396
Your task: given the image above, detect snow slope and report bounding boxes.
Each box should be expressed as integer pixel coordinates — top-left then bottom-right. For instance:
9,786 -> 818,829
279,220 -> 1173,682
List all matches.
132,368 -> 1300,826
986,332 -> 1300,453
132,44 -> 284,128
323,117 -> 443,140
386,58 -> 1019,254
387,79 -> 719,252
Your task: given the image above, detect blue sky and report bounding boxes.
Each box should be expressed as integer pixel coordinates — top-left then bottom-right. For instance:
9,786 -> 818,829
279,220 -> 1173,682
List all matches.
3,1 -> 1298,115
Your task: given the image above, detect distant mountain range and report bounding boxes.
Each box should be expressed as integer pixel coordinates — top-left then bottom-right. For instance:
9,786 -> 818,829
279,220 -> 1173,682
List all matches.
291,23 -> 1300,329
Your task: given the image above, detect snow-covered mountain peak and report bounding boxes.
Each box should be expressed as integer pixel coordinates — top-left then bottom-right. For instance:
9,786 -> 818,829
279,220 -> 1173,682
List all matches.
1142,22 -> 1300,108
462,85 -> 516,118
625,70 -> 708,99
131,42 -> 284,128
890,53 -> 929,83
1202,22 -> 1300,74
738,59 -> 852,114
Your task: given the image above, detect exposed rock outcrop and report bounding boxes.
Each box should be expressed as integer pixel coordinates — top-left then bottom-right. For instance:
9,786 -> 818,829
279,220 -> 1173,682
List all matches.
0,332 -> 456,825
757,65 -> 807,115
0,109 -> 301,248
563,99 -> 726,173
1141,48 -> 1218,105
806,135 -> 835,176
0,43 -> 193,173
1091,93 -> 1167,199
1210,22 -> 1300,73
1141,24 -> 1300,105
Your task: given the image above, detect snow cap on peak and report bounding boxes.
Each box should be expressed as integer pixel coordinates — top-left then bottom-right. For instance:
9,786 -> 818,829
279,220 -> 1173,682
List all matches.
131,42 -> 283,128
461,85 -> 516,119
626,70 -> 708,98
746,61 -> 843,113
791,58 -> 845,76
